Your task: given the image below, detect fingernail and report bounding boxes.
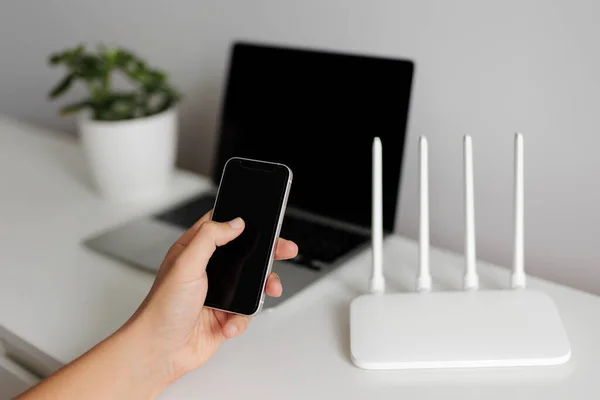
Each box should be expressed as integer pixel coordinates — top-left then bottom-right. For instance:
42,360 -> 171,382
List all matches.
274,275 -> 283,293
226,324 -> 238,337
229,217 -> 243,229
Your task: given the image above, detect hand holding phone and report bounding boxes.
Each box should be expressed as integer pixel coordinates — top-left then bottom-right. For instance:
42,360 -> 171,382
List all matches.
205,157 -> 293,316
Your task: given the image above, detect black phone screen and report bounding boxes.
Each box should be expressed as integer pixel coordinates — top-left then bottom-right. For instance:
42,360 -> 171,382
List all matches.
204,158 -> 291,315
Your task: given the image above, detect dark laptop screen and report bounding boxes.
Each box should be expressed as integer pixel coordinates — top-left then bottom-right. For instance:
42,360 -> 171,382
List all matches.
212,42 -> 413,233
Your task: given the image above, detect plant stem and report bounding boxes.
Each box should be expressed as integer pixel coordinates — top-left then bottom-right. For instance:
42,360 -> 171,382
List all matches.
99,58 -> 112,120
104,68 -> 111,95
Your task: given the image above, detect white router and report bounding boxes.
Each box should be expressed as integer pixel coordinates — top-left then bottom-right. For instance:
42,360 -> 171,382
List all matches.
349,133 -> 571,370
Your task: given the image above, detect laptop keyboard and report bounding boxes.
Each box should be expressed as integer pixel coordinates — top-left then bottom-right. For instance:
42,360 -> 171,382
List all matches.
154,194 -> 369,271
280,217 -> 369,270
154,194 -> 216,228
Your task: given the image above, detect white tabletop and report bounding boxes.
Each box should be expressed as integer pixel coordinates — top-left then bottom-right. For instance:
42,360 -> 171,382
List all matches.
1,115 -> 600,399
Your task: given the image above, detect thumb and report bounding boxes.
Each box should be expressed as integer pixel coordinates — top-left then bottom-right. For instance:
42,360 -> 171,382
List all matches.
175,218 -> 245,273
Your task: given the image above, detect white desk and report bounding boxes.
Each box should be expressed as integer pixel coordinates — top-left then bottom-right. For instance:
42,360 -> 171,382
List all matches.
1,115 -> 600,399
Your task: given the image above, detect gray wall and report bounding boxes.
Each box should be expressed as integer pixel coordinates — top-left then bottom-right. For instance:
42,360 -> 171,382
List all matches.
1,0 -> 599,294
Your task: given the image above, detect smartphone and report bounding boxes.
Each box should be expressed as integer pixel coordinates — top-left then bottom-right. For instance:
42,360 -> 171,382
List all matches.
204,157 -> 293,316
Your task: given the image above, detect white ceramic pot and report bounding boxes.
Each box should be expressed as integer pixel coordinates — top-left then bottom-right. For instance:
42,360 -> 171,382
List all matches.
78,108 -> 177,202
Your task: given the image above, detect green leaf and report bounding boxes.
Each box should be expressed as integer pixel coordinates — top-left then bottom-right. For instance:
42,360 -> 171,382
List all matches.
49,44 -> 85,66
93,109 -> 108,120
99,45 -> 121,69
75,55 -> 105,80
49,51 -> 67,65
113,49 -> 134,68
149,70 -> 166,82
112,100 -> 137,119
49,73 -> 75,98
71,44 -> 85,57
59,100 -> 91,115
89,92 -> 138,120
107,91 -> 137,102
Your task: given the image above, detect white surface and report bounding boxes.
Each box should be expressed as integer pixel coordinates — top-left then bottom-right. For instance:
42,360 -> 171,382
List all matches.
79,108 -> 177,202
1,1 -> 599,295
370,137 -> 384,293
350,289 -> 570,370
1,116 -> 600,398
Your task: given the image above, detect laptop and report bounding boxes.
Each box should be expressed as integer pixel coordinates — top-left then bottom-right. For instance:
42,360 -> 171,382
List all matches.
84,41 -> 414,310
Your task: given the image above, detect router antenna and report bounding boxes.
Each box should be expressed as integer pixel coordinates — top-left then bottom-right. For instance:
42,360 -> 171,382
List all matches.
511,132 -> 526,289
370,137 -> 385,293
417,136 -> 432,292
463,135 -> 479,290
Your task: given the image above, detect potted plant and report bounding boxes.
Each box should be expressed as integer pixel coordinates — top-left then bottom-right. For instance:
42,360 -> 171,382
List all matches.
48,44 -> 182,202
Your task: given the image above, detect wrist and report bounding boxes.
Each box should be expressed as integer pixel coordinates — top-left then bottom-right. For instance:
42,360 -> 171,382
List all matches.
114,315 -> 175,396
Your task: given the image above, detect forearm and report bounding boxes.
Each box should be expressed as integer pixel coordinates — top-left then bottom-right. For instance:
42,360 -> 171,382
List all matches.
16,317 -> 170,400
